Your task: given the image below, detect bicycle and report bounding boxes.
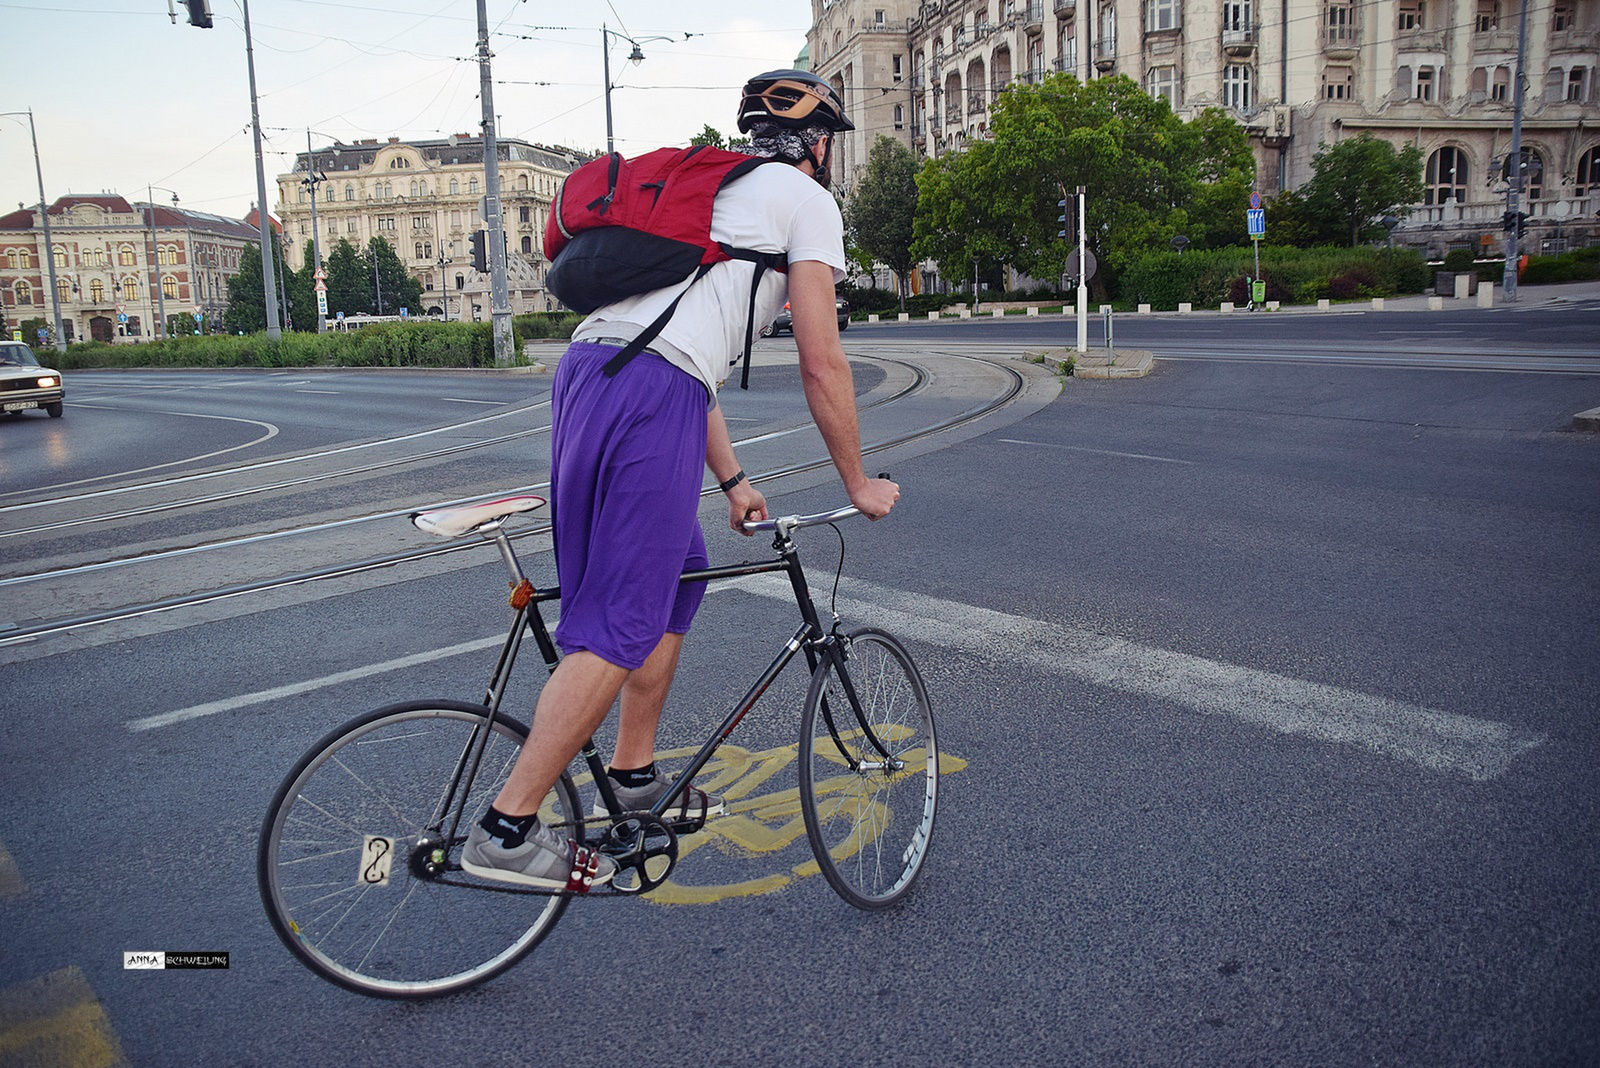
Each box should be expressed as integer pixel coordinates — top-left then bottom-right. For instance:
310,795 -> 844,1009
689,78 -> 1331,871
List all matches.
257,491 -> 938,999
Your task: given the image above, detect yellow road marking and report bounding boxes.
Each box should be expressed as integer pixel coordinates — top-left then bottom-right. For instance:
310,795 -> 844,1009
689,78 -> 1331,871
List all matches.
578,742 -> 968,905
0,968 -> 128,1068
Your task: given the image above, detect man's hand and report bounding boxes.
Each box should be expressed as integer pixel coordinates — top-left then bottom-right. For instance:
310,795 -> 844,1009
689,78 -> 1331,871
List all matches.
849,476 -> 900,520
728,481 -> 769,534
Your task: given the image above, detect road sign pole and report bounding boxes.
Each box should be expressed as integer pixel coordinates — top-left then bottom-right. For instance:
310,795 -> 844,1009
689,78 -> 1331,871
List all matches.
1076,187 -> 1087,354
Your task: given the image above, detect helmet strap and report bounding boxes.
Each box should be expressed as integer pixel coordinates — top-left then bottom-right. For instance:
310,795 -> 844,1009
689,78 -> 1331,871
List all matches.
810,134 -> 834,190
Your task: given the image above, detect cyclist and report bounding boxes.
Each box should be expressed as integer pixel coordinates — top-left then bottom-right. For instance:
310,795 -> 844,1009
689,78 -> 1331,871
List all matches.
463,70 -> 901,890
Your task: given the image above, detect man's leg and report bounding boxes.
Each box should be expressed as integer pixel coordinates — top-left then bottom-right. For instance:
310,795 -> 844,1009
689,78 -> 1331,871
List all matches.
612,631 -> 685,770
491,650 -> 630,816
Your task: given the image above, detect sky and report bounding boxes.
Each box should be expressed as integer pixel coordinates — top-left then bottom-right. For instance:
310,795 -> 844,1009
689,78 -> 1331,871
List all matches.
0,0 -> 815,222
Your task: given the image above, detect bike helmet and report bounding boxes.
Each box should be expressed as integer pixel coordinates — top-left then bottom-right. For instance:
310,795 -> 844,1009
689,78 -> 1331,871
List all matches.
737,70 -> 854,133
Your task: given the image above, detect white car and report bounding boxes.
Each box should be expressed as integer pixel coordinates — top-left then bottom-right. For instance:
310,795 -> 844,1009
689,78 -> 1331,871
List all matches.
0,340 -> 65,418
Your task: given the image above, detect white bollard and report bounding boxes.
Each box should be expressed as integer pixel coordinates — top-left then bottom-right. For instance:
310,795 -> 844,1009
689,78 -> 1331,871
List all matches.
929,311 -> 940,321
1266,301 -> 1280,311
1317,299 -> 1331,311
1220,301 -> 1235,313
1454,273 -> 1471,300
1178,302 -> 1193,314
868,313 -> 880,323
992,308 -> 1004,318
959,308 -> 971,318
1478,281 -> 1495,308
1026,306 -> 1039,316
1372,297 -> 1385,311
1427,297 -> 1443,311
1138,303 -> 1152,314
898,312 -> 909,322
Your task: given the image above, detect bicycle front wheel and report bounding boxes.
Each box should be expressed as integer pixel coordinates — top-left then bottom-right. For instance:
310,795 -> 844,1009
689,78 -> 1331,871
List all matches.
258,700 -> 580,999
798,628 -> 938,910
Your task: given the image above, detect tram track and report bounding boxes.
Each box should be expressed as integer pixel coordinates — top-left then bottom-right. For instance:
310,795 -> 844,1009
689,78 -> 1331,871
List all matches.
0,351 -> 1024,649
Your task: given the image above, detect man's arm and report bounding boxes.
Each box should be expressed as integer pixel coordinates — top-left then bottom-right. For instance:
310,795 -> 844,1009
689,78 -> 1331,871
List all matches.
787,259 -> 899,519
706,404 -> 768,534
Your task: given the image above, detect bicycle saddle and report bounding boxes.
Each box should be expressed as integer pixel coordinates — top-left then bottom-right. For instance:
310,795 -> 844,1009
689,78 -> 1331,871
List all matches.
411,495 -> 547,538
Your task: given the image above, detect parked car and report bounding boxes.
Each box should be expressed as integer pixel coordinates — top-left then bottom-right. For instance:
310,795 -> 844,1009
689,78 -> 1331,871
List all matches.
767,297 -> 851,336
0,341 -> 64,418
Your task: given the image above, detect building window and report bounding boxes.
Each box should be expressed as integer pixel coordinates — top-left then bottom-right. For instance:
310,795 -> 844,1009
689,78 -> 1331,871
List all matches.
348,220 -> 359,233
1324,65 -> 1353,99
1149,0 -> 1180,32
412,215 -> 427,230
518,174 -> 529,190
1424,146 -> 1468,204
455,273 -> 465,290
1222,0 -> 1251,32
1223,64 -> 1254,110
1395,65 -> 1414,95
1475,0 -> 1498,30
162,276 -> 178,299
1099,4 -> 1118,59
521,235 -> 533,254
344,185 -> 354,201
415,242 -> 424,259
1492,66 -> 1510,99
409,180 -> 418,197
3,250 -> 15,269
893,54 -> 903,81
300,223 -> 308,236
424,242 -> 432,258
468,178 -> 479,194
451,210 -> 463,228
1569,66 -> 1590,101
90,279 -> 105,302
53,247 -> 67,268
58,279 -> 71,304
119,244 -> 137,266
1415,65 -> 1436,100
1518,149 -> 1545,199
894,103 -> 906,128
379,216 -> 396,232
1327,0 -> 1354,44
122,277 -> 139,301
1545,67 -> 1565,100
418,181 -> 427,196
449,179 -> 459,195
1398,0 -> 1423,29
1146,65 -> 1177,106
519,206 -> 530,224
1576,144 -> 1600,194
389,157 -> 410,169
15,281 -> 34,304
1552,3 -> 1573,30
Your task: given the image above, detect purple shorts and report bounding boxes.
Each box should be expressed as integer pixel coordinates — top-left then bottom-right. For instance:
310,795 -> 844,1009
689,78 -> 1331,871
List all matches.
549,341 -> 709,670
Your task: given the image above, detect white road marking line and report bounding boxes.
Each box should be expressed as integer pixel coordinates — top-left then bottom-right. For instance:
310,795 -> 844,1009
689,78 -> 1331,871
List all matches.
440,397 -> 503,405
999,438 -> 1195,464
295,390 -> 341,395
125,637 -> 504,731
729,574 -> 1543,782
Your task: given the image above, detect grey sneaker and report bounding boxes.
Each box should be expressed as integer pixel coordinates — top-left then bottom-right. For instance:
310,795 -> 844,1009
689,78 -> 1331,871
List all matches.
461,820 -> 615,892
593,771 -> 726,823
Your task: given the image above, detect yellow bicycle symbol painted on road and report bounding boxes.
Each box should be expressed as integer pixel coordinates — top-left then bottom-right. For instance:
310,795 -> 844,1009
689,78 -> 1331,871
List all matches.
572,738 -> 967,905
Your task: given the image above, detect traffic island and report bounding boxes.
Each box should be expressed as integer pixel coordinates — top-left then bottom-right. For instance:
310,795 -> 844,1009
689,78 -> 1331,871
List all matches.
1030,348 -> 1154,379
1573,405 -> 1600,432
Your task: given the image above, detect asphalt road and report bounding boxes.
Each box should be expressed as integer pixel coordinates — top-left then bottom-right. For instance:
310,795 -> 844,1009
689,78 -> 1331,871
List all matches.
1,316 -> 1597,1067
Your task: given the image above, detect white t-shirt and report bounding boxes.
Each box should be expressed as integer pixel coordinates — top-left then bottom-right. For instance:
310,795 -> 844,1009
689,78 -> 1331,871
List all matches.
571,161 -> 847,397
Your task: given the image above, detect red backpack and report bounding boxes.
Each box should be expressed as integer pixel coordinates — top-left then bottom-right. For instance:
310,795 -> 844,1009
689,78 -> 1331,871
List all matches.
544,145 -> 788,388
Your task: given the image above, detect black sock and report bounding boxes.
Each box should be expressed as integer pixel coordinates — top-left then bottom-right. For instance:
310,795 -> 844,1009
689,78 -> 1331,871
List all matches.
608,763 -> 657,789
480,806 -> 539,848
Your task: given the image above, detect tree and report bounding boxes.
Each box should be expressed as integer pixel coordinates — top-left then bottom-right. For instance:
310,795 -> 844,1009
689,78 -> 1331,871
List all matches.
323,238 -> 367,318
844,135 -> 920,308
689,125 -> 751,152
912,75 -> 1256,295
363,237 -> 422,315
223,241 -> 268,334
284,239 -> 317,330
1301,134 -> 1425,246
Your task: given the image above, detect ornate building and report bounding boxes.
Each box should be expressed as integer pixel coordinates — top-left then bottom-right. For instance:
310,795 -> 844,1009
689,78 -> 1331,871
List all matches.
275,135 -> 586,321
0,196 -> 258,343
807,0 -> 1600,256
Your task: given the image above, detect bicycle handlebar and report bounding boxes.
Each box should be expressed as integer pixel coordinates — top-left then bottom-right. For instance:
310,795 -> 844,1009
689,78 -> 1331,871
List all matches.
741,505 -> 862,534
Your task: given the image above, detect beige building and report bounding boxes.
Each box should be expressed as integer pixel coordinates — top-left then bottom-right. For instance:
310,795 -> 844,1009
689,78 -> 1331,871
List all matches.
0,196 -> 258,343
275,135 -> 585,321
808,0 -> 1600,257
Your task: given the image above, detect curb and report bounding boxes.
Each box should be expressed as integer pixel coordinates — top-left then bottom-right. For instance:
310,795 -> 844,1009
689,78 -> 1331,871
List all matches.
1574,406 -> 1600,432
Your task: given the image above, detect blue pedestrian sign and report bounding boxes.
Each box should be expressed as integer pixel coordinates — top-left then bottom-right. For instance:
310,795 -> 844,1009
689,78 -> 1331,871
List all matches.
1247,208 -> 1266,238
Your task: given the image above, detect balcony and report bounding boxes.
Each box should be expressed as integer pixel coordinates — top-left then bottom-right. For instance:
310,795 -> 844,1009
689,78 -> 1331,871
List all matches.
1550,28 -> 1600,51
968,90 -> 988,114
1023,1 -> 1046,34
1094,38 -> 1117,72
1055,0 -> 1076,16
1325,25 -> 1358,59
1396,27 -> 1447,51
1221,25 -> 1257,57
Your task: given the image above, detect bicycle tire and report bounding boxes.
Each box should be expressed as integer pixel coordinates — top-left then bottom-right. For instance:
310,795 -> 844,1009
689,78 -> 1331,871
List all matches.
798,627 -> 938,910
258,700 -> 580,999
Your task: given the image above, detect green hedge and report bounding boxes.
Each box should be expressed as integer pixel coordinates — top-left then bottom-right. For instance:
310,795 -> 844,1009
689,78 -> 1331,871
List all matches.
1521,246 -> 1600,285
1118,245 -> 1429,308
54,321 -> 525,371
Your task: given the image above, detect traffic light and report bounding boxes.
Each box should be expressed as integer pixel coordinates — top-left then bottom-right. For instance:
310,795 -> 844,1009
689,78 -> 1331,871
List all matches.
469,230 -> 487,273
185,0 -> 213,27
1501,210 -> 1530,238
1056,197 -> 1074,240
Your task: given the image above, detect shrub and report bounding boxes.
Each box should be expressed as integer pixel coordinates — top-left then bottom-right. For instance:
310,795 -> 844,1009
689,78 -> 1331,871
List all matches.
1520,247 -> 1600,285
1442,247 -> 1478,273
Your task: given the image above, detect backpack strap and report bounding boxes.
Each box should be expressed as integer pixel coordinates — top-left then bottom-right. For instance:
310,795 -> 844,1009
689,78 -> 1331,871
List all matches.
721,245 -> 789,390
600,263 -> 715,378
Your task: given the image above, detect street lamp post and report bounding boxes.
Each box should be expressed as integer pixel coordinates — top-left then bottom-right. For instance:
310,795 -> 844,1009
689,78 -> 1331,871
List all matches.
3,109 -> 67,352
303,129 -> 330,332
145,185 -> 180,341
600,27 -> 689,156
1381,215 -> 1399,262
437,254 -> 450,322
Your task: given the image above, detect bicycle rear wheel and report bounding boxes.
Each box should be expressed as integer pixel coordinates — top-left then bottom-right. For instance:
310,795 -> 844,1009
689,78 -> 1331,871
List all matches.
798,628 -> 938,910
258,700 -> 580,999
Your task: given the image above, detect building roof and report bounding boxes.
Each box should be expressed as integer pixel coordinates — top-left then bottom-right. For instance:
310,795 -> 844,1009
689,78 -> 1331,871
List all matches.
0,196 -> 257,239
293,135 -> 590,176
